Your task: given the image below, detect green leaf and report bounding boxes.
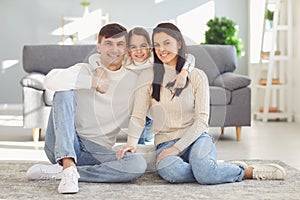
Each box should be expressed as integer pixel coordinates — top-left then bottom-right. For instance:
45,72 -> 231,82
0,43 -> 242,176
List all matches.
204,17 -> 244,57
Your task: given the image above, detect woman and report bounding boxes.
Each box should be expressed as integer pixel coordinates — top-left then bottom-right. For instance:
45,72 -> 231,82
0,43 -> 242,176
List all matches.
117,22 -> 286,184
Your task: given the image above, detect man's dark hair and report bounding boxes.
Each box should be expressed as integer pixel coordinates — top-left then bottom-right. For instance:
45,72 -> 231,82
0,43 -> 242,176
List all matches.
98,23 -> 127,43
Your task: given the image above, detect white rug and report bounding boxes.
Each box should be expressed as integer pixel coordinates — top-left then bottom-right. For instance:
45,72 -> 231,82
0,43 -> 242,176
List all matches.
0,160 -> 299,200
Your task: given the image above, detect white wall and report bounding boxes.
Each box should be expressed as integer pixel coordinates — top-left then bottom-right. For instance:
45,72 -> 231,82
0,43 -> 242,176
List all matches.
215,0 -> 249,75
0,0 -> 249,104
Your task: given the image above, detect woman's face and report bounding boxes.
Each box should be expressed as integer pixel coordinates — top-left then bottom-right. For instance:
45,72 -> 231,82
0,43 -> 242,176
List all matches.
153,32 -> 181,66
128,34 -> 151,63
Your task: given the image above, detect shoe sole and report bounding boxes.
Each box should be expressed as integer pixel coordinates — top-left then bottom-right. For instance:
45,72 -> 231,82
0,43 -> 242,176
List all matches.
58,190 -> 79,194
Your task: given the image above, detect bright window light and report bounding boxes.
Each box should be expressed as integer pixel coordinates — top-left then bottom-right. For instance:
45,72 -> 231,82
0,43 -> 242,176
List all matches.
176,1 -> 215,45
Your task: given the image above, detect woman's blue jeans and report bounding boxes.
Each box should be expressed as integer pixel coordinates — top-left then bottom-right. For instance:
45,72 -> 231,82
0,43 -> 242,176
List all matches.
44,90 -> 147,182
156,133 -> 244,184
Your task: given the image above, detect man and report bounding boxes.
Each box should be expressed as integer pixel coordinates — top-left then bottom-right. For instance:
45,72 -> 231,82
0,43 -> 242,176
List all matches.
26,23 -> 147,194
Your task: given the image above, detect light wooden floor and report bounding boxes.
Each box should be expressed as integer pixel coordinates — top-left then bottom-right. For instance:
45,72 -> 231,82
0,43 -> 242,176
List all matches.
0,111 -> 299,170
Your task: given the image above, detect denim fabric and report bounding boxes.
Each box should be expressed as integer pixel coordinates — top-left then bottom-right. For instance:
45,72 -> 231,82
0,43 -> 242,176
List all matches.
138,116 -> 153,144
156,132 -> 244,184
44,91 -> 147,183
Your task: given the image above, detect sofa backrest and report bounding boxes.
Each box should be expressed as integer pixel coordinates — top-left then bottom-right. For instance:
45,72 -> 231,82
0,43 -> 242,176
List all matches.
23,45 -> 96,75
23,44 -> 238,84
187,44 -> 238,85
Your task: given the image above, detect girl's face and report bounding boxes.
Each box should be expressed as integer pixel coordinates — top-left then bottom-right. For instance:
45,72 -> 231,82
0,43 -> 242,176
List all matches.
153,32 -> 181,66
128,34 -> 152,63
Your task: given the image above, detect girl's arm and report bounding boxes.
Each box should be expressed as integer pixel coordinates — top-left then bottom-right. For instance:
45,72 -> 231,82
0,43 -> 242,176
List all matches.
173,53 -> 195,88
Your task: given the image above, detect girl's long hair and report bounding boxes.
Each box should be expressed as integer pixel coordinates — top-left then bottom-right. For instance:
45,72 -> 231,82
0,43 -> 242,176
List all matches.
151,23 -> 188,101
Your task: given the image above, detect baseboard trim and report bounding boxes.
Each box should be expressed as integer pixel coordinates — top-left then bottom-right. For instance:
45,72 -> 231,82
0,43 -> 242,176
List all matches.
294,114 -> 300,123
0,104 -> 22,111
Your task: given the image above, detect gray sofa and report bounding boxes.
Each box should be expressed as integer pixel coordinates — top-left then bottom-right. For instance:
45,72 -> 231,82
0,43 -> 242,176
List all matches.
21,44 -> 251,142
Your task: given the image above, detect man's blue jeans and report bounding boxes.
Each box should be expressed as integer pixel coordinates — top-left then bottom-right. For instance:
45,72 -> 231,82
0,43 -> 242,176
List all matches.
44,90 -> 147,182
156,133 -> 244,184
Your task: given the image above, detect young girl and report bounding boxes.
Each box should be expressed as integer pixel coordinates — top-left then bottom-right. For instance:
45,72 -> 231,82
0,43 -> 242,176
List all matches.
126,27 -> 195,144
117,22 -> 286,184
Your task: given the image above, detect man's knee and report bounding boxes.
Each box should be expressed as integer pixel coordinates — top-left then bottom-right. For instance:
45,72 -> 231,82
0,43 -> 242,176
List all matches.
53,90 -> 75,104
125,153 -> 147,174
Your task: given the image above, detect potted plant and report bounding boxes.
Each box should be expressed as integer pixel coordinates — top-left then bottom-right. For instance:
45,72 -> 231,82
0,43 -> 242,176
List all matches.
80,1 -> 90,17
265,9 -> 274,28
204,17 -> 244,57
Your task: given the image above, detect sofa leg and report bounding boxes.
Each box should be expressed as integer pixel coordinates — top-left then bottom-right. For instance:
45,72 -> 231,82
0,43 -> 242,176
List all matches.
32,128 -> 41,142
236,126 -> 241,141
221,127 -> 225,134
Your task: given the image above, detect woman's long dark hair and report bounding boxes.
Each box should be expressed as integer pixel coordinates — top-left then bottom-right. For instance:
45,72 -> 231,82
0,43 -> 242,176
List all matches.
151,23 -> 188,101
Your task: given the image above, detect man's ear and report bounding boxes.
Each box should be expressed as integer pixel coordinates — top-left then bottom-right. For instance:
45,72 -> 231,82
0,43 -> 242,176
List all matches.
97,43 -> 101,53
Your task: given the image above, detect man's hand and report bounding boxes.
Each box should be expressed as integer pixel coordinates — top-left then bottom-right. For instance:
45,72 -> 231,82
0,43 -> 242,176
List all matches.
92,68 -> 110,93
156,146 -> 180,165
116,146 -> 136,159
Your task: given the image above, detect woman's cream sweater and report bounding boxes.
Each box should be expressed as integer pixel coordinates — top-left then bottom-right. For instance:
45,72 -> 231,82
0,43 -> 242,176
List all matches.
127,65 -> 210,152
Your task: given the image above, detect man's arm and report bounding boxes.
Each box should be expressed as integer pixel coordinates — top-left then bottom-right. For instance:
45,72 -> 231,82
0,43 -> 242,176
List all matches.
44,63 -> 94,91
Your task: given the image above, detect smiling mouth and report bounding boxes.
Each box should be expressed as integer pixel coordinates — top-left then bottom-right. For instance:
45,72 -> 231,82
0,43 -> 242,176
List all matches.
134,54 -> 145,58
108,53 -> 120,59
160,53 -> 169,57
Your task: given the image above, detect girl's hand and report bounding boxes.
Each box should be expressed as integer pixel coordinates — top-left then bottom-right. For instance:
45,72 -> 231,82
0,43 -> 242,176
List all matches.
93,68 -> 110,93
116,146 -> 136,159
156,146 -> 180,165
173,69 -> 188,89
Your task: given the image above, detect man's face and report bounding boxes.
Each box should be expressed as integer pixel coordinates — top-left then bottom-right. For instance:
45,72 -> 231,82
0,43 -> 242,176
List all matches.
97,36 -> 127,70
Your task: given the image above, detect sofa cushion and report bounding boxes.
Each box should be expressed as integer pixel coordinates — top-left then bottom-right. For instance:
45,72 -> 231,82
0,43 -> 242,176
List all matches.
20,72 -> 45,90
23,45 -> 96,74
188,45 -> 221,85
213,72 -> 251,91
200,44 -> 238,74
210,86 -> 231,105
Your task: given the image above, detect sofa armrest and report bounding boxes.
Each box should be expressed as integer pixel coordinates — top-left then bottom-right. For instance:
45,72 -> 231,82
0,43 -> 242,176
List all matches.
20,72 -> 45,90
213,72 -> 251,91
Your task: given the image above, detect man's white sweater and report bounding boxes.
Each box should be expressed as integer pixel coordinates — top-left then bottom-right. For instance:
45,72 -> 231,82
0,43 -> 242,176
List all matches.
44,53 -> 140,149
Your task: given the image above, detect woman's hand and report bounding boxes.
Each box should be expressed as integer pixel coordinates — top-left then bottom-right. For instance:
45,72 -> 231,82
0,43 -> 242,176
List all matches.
116,146 -> 136,159
156,146 -> 180,165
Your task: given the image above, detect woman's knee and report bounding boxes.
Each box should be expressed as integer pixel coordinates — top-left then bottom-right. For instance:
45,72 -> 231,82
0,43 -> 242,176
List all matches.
189,134 -> 215,161
156,156 -> 184,183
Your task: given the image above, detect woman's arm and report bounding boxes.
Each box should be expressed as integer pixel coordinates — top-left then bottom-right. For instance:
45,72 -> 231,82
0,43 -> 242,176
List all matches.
116,71 -> 152,159
173,69 -> 210,152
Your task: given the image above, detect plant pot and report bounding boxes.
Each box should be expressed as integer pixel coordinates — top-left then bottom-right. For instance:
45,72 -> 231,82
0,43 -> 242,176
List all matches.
269,20 -> 273,28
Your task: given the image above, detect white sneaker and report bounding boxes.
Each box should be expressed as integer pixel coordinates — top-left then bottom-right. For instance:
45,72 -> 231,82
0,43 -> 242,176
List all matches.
251,163 -> 286,180
228,161 -> 248,168
58,166 -> 80,194
26,164 -> 63,180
